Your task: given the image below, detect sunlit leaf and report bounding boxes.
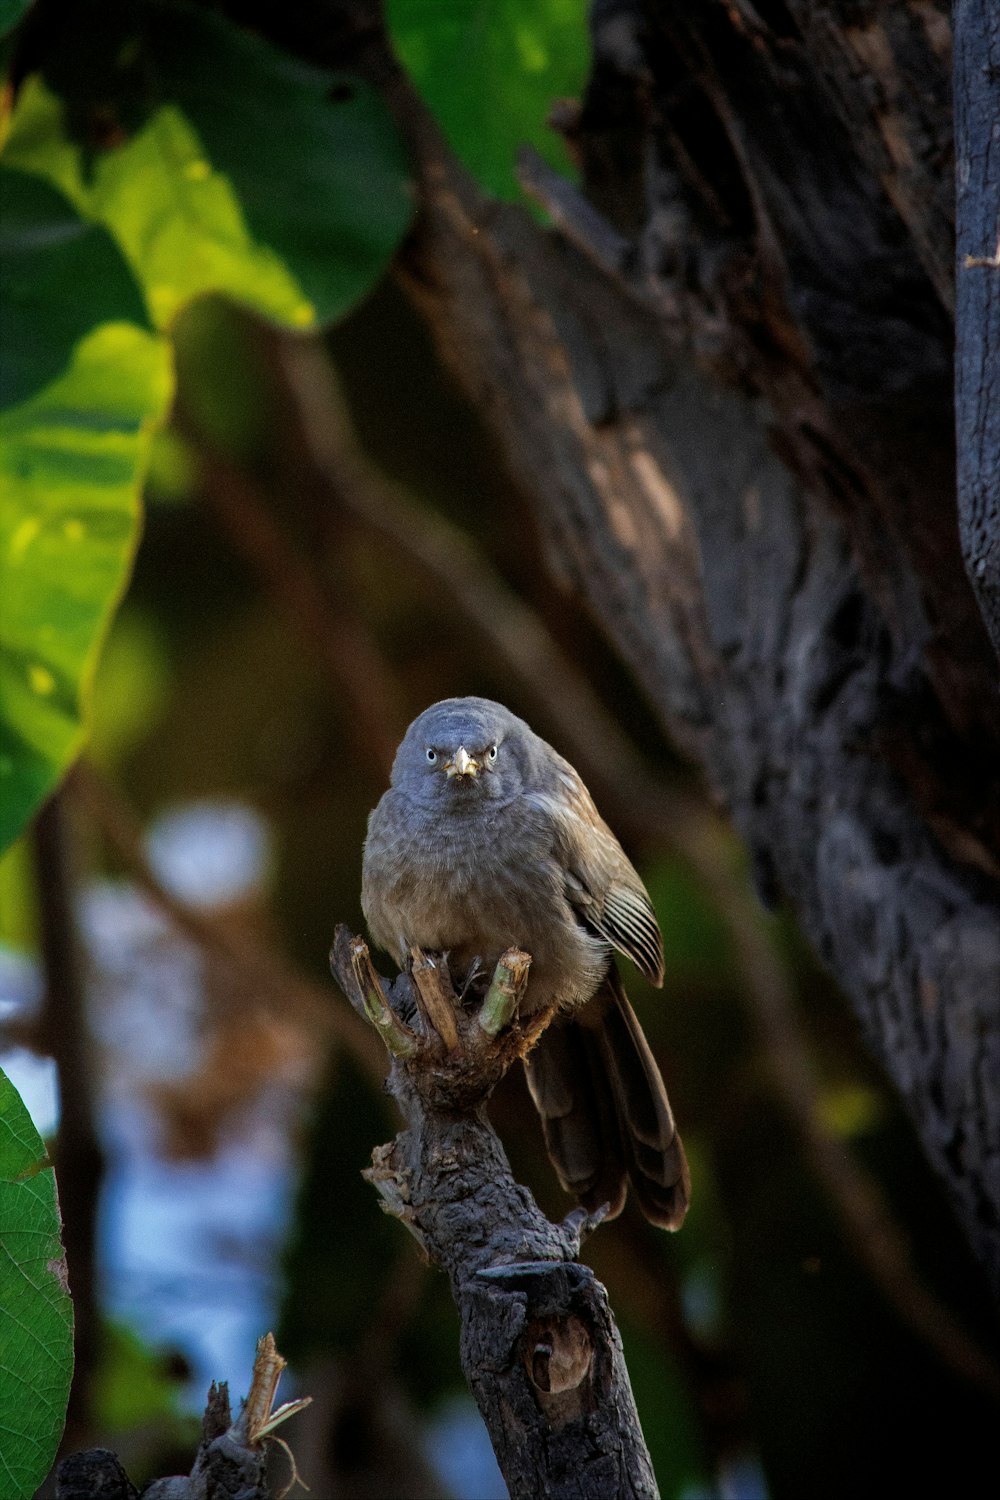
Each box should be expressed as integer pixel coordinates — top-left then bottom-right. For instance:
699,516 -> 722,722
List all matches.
0,4 -> 413,853
5,3 -> 413,329
0,168 -> 171,853
0,1068 -> 74,1499
387,0 -> 589,200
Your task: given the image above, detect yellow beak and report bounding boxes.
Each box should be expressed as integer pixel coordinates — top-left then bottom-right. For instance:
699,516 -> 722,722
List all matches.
446,745 -> 479,778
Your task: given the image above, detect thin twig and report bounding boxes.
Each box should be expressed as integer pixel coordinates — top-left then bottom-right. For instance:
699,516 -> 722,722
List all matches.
516,144 -> 637,280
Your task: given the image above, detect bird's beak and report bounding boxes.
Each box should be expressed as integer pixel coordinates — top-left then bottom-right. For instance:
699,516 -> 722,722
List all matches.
445,746 -> 479,778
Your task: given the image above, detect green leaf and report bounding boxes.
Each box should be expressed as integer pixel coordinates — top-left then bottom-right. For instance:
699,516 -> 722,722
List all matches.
0,0 -> 33,45
0,167 -> 151,409
0,1068 -> 74,1499
4,3 -> 413,329
0,4 -> 413,854
387,0 -> 590,201
0,167 -> 172,853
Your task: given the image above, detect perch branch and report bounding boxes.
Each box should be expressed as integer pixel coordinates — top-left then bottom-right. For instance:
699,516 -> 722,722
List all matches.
330,925 -> 660,1499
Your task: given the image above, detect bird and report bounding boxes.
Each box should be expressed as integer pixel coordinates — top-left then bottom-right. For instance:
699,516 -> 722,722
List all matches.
361,696 -> 690,1230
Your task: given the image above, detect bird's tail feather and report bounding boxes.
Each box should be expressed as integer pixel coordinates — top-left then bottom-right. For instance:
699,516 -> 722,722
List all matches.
523,969 -> 690,1231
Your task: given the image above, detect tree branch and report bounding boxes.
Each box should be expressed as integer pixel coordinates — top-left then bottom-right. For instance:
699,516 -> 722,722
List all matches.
330,927 -> 660,1498
34,790 -> 104,1450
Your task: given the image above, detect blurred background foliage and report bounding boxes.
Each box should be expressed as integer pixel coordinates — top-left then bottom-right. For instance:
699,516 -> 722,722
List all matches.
2,3 -> 999,1498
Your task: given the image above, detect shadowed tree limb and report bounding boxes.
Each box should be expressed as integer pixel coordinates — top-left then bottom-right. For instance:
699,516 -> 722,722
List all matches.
331,926 -> 660,1499
34,791 -> 104,1452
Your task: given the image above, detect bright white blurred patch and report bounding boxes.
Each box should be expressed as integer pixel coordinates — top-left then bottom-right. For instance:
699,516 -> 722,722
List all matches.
0,946 -> 58,1137
80,880 -> 204,1083
0,1044 -> 59,1138
99,1119 -> 295,1403
146,801 -> 271,908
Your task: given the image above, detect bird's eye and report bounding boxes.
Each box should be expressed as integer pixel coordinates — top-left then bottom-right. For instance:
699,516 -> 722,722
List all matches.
487,744 -> 498,762
425,748 -> 437,764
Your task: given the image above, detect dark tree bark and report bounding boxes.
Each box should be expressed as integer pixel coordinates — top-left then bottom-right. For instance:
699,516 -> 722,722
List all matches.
954,0 -> 1000,659
236,0 -> 1000,1297
329,929 -> 660,1500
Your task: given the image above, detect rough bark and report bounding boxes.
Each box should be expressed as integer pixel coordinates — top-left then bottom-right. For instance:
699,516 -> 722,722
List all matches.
954,0 -> 1000,658
233,0 -> 1000,1295
330,929 -> 660,1500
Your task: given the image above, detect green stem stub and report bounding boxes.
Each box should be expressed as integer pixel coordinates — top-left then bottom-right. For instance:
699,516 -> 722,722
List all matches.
479,948 -> 530,1037
350,938 -> 419,1058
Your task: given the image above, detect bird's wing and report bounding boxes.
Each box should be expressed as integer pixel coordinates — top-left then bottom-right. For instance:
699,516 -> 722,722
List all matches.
531,769 -> 665,986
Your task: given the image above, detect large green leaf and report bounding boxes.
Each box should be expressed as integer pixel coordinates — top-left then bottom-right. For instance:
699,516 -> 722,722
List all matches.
4,3 -> 413,329
0,3 -> 413,853
0,168 -> 171,852
0,167 -> 151,409
0,1068 -> 74,1499
387,0 -> 590,201
0,0 -> 32,44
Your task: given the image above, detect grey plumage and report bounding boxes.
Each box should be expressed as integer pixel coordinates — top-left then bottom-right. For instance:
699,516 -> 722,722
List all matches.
361,696 -> 690,1229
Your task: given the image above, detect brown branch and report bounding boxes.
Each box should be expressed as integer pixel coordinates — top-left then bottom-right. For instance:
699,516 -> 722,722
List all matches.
58,1334 -> 309,1500
34,790 -> 104,1451
331,927 -> 659,1497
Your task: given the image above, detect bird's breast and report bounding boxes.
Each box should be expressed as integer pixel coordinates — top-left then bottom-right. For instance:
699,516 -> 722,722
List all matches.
362,790 -> 609,1013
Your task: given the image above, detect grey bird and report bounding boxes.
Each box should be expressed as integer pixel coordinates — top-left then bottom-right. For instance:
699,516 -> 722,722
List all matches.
361,696 -> 690,1229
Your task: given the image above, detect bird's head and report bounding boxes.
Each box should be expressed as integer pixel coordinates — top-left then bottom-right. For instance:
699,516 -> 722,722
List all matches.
390,696 -> 533,808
